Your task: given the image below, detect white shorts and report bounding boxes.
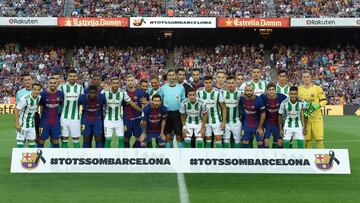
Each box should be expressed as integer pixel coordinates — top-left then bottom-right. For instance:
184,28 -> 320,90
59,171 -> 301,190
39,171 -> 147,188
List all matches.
205,123 -> 223,137
185,123 -> 202,138
61,118 -> 81,138
104,119 -> 124,138
284,127 -> 304,140
16,128 -> 36,141
224,122 -> 242,143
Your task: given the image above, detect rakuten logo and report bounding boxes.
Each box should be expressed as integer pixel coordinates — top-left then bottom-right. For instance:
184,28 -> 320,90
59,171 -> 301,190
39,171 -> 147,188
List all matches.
306,19 -> 336,25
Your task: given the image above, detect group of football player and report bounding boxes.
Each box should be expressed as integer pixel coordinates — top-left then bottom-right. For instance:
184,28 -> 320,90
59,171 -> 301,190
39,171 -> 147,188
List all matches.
14,66 -> 327,149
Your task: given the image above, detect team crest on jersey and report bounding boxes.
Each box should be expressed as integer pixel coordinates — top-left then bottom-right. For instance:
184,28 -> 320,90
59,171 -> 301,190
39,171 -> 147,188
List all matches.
21,150 -> 46,170
311,93 -> 315,98
176,95 -> 179,100
314,150 -> 340,171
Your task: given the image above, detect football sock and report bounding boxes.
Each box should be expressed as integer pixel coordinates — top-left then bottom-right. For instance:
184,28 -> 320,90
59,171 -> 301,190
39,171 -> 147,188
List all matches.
52,143 -> 59,148
165,141 -> 172,148
272,143 -> 278,148
305,140 -> 312,148
73,139 -> 80,148
177,141 -> 183,148
184,138 -> 191,148
61,140 -> 68,148
195,138 -> 204,148
242,143 -> 249,148
316,140 -> 324,149
95,141 -> 103,148
223,139 -> 230,148
105,138 -> 112,148
289,143 -> 293,148
283,140 -> 290,148
297,140 -> 305,148
205,140 -> 212,148
28,142 -> 36,148
215,141 -> 223,148
16,141 -> 24,148
37,143 -> 44,148
118,137 -> 124,148
234,143 -> 241,148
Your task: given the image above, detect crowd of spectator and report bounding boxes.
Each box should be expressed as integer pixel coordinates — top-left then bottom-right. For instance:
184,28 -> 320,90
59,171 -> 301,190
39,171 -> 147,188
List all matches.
71,0 -> 166,17
271,44 -> 360,105
0,0 -> 64,17
1,0 -> 359,17
274,0 -> 360,17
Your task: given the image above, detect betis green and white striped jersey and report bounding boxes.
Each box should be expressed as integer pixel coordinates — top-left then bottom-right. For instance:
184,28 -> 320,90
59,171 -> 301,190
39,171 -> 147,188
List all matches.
196,87 -> 224,124
180,98 -> 208,125
147,88 -> 160,100
239,80 -> 268,96
279,99 -> 306,129
58,83 -> 83,120
16,93 -> 40,128
276,84 -> 289,97
223,90 -> 240,124
103,89 -> 131,121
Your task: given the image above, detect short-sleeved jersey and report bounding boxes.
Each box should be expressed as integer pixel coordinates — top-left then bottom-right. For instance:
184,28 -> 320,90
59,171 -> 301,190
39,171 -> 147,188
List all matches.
223,90 -> 240,124
159,83 -> 185,111
142,104 -> 168,133
298,85 -> 327,121
39,90 -> 64,125
180,98 -> 208,125
147,88 -> 161,100
103,89 -> 131,121
79,94 -> 106,123
15,88 -> 32,104
238,95 -> 265,128
16,93 -> 41,128
197,87 -> 225,124
239,80 -> 268,96
276,84 -> 290,97
279,99 -> 306,129
260,93 -> 287,126
124,89 -> 149,120
58,83 -> 84,120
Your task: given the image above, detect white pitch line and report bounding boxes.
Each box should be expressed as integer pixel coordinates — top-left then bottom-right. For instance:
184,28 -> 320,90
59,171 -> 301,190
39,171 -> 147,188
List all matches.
324,140 -> 360,143
174,140 -> 190,203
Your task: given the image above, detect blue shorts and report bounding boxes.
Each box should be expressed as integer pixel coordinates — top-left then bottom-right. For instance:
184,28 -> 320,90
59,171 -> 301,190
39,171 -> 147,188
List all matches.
264,124 -> 280,140
82,120 -> 103,137
242,127 -> 262,142
124,118 -> 142,138
40,123 -> 61,140
144,132 -> 165,144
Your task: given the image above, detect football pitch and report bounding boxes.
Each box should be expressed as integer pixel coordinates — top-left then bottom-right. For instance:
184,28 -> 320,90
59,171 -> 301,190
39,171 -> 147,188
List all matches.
0,115 -> 359,203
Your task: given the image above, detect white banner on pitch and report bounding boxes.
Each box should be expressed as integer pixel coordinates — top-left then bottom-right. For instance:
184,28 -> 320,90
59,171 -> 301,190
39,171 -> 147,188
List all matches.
10,148 -> 350,174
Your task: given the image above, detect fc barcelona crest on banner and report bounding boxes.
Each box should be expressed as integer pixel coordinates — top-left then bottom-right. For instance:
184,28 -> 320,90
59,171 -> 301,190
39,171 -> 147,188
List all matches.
20,150 -> 46,170
315,150 -> 340,171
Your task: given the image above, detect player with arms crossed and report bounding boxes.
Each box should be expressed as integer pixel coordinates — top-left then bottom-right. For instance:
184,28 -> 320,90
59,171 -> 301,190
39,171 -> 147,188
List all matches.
238,84 -> 266,148
38,77 -> 64,148
140,94 -> 168,148
14,83 -> 42,148
278,86 -> 307,148
298,71 -> 327,148
103,77 -> 142,148
79,85 -> 106,148
58,70 -> 84,148
197,76 -> 227,148
260,83 -> 287,148
180,88 -> 208,148
223,76 -> 242,148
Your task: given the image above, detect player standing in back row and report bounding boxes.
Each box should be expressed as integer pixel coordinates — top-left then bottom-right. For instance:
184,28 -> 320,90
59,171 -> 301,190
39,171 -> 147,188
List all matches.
239,66 -> 268,96
58,70 -> 83,148
197,76 -> 227,148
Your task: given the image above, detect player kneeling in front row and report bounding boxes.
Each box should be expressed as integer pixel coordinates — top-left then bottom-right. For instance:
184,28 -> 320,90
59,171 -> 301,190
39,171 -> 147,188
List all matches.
79,85 -> 106,148
278,86 -> 307,148
140,95 -> 168,148
180,88 -> 208,148
14,83 -> 42,148
38,77 -> 64,148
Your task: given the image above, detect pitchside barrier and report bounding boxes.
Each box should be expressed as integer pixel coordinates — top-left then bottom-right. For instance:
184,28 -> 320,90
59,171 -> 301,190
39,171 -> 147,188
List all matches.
11,148 -> 350,174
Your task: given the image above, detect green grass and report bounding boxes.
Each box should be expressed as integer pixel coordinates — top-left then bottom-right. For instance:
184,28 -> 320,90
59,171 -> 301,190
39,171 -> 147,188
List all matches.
0,115 -> 359,203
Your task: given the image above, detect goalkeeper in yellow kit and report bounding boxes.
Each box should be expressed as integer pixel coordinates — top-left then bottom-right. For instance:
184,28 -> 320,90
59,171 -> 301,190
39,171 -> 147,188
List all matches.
298,71 -> 327,148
